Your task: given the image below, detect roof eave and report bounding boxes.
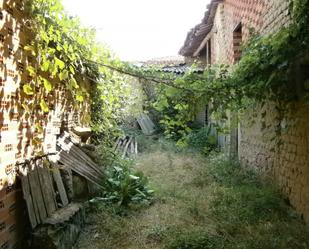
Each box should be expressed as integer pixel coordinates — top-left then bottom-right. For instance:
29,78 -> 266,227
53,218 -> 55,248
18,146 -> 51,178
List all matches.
179,0 -> 223,57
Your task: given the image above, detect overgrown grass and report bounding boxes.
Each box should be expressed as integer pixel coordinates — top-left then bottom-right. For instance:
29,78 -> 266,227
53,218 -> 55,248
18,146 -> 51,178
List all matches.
136,133 -> 182,153
75,137 -> 309,249
166,153 -> 309,249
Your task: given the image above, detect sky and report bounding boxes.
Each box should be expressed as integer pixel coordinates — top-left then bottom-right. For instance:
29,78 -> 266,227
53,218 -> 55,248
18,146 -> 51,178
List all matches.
62,0 -> 210,61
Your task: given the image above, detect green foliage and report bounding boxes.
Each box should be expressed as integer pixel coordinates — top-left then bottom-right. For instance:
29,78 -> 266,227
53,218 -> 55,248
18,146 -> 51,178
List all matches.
184,126 -> 217,154
206,154 -> 288,224
151,65 -> 230,141
206,153 -> 261,187
90,73 -> 130,144
23,84 -> 34,95
133,0 -> 309,142
25,0 -> 132,146
39,99 -> 49,113
101,157 -> 154,206
207,153 -> 309,248
26,0 -> 93,103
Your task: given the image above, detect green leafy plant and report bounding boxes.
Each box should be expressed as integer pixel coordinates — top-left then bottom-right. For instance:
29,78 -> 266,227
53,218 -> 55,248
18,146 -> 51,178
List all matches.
101,157 -> 154,206
185,126 -> 217,154
24,0 -> 133,149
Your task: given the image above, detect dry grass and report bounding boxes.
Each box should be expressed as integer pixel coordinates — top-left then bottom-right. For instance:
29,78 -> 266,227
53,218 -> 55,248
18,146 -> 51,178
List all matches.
74,137 -> 309,249
74,138 -> 214,249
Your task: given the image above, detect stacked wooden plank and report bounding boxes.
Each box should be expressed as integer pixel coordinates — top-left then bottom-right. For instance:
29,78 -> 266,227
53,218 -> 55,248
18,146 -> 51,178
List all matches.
56,132 -> 104,187
114,136 -> 138,158
20,132 -> 103,229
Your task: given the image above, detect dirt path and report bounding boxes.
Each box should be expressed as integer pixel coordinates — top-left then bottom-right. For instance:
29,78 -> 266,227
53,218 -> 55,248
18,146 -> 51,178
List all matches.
74,146 -> 210,249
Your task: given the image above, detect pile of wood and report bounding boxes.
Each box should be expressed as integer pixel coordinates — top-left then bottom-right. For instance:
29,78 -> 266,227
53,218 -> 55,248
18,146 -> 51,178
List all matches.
114,136 -> 138,158
57,133 -> 104,187
20,132 -> 104,229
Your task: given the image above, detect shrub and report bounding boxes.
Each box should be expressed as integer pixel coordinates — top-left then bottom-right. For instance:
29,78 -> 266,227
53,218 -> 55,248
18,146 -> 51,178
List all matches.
185,126 -> 217,154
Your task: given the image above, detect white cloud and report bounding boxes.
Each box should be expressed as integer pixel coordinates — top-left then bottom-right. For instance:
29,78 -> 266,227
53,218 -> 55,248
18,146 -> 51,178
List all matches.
62,0 -> 210,61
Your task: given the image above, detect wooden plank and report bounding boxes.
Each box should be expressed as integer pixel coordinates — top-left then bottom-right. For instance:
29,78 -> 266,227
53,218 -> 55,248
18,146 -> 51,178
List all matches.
28,168 -> 47,223
58,140 -> 103,175
37,166 -> 57,216
58,152 -> 103,186
122,137 -> 133,158
130,139 -> 134,154
60,147 -> 104,177
113,137 -> 121,151
46,166 -> 58,207
70,145 -> 103,174
56,133 -> 105,188
60,151 -> 102,180
135,139 -> 138,154
61,168 -> 73,201
137,114 -> 156,135
20,175 -> 38,228
52,169 -> 69,207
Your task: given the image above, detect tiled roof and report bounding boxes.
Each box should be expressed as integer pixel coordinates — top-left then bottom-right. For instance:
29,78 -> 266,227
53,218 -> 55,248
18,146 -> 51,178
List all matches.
160,64 -> 204,75
141,55 -> 185,66
140,56 -> 203,75
179,0 -> 223,57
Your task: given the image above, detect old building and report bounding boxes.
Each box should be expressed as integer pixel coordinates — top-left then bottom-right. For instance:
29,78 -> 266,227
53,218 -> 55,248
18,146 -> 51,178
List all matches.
180,0 -> 309,222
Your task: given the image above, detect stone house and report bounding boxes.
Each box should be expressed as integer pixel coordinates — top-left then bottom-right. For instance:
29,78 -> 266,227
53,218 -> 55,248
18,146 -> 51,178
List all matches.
180,0 -> 309,222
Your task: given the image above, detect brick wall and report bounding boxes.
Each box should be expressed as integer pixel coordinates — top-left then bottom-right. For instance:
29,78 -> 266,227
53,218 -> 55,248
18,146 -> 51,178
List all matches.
0,0 -> 91,247
211,0 -> 290,64
239,101 -> 309,222
206,0 -> 309,221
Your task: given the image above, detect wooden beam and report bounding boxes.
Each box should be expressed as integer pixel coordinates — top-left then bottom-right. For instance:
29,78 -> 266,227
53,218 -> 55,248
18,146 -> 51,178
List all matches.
21,175 -> 38,228
52,168 -> 69,207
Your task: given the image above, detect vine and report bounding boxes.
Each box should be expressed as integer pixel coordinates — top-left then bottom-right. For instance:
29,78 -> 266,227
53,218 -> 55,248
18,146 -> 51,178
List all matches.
22,0 -> 131,146
23,0 -> 309,146
129,0 -> 309,142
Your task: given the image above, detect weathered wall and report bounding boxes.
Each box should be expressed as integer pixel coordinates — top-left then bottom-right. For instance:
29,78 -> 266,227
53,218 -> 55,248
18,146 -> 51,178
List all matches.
0,0 -> 91,247
207,0 -> 309,221
211,0 -> 290,64
239,101 -> 309,222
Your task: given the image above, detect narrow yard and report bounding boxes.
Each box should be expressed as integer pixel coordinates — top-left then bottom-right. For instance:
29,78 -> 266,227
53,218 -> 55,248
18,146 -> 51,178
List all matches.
74,137 -> 309,249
